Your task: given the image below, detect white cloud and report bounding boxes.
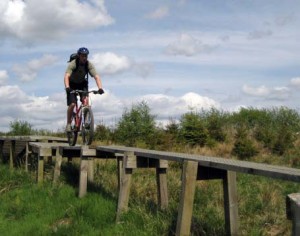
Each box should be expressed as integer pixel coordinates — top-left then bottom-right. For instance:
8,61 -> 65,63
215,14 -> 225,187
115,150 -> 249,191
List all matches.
139,92 -> 220,119
91,52 -> 153,77
0,0 -> 114,42
290,77 -> 300,88
91,52 -> 132,75
0,70 -> 8,85
164,33 -> 217,56
145,6 -> 169,19
12,54 -> 58,82
242,84 -> 290,100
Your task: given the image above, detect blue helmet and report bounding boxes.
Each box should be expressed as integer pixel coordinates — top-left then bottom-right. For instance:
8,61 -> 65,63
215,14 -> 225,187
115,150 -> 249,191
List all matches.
77,47 -> 89,55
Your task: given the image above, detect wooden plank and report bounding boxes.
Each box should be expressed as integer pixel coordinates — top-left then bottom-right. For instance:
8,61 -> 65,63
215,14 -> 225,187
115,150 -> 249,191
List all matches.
223,171 -> 239,236
97,145 -> 300,182
176,160 -> 198,236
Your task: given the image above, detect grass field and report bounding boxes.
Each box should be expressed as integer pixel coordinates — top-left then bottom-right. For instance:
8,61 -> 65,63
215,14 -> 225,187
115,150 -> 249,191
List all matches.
0,154 -> 299,235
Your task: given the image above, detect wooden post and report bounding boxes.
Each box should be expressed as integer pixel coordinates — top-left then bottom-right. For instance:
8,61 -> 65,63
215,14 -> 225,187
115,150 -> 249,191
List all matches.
9,140 -> 16,169
79,156 -> 88,198
117,154 -> 123,192
25,142 -> 30,172
176,160 -> 198,236
53,147 -> 62,184
287,193 -> 300,235
36,146 -> 52,184
156,160 -> 168,210
223,171 -> 239,236
79,146 -> 96,198
37,153 -> 44,184
116,151 -> 134,222
87,157 -> 94,183
0,140 -> 4,163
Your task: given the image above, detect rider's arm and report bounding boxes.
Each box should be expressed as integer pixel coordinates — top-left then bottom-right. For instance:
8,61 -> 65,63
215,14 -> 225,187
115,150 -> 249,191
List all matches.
94,74 -> 103,90
64,62 -> 75,89
64,73 -> 71,88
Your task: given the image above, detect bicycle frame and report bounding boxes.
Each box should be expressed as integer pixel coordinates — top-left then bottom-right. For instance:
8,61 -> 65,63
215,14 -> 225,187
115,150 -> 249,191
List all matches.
73,94 -> 89,132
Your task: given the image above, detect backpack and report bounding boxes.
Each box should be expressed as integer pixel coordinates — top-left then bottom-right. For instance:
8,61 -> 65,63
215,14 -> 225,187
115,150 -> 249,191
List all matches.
67,53 -> 89,81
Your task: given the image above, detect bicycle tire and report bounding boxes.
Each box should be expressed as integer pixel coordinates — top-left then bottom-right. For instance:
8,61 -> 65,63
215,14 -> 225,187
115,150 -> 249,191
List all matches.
82,107 -> 94,145
67,113 -> 78,146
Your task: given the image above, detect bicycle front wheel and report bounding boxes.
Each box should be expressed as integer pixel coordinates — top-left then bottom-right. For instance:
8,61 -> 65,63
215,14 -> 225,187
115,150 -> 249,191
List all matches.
82,107 -> 94,145
67,114 -> 78,146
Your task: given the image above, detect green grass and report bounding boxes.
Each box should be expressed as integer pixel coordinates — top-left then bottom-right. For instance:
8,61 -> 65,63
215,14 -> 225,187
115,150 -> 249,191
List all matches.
0,157 -> 298,236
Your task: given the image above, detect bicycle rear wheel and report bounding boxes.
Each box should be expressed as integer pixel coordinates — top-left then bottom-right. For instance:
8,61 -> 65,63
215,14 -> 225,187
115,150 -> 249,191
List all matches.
67,114 -> 78,146
82,107 -> 94,145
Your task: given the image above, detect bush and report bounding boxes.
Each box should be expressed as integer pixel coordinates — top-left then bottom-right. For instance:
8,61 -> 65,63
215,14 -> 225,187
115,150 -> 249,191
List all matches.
232,125 -> 258,159
8,120 -> 32,135
115,101 -> 157,147
179,112 -> 208,146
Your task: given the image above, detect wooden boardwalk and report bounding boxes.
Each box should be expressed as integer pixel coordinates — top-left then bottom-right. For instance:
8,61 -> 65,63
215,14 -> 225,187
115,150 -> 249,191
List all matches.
0,136 -> 300,235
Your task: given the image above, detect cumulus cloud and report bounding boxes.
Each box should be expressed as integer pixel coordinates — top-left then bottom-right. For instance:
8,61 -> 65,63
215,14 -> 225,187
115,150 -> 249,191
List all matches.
0,0 -> 114,42
91,52 -> 153,77
139,92 -> 220,119
242,84 -> 290,100
0,70 -> 8,85
145,6 -> 169,19
12,54 -> 58,82
91,52 -> 132,75
164,33 -> 217,56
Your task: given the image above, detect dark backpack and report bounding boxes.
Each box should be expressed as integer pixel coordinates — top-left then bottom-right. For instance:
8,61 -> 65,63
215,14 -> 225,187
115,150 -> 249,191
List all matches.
68,53 -> 89,81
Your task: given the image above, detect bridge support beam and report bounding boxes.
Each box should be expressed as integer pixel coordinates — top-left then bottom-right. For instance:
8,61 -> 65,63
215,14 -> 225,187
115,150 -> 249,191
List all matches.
78,146 -> 96,198
287,193 -> 300,236
176,163 -> 239,236
116,151 -> 169,222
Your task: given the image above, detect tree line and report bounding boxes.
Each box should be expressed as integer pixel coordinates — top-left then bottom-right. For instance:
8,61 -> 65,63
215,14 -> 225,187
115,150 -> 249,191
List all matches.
4,101 -> 300,160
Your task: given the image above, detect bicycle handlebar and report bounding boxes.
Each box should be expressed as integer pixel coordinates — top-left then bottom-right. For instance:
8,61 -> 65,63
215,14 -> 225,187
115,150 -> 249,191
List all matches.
70,89 -> 101,95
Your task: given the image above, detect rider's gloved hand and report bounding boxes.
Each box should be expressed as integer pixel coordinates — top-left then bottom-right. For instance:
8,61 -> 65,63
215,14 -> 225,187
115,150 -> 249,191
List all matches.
65,87 -> 72,93
98,88 -> 104,94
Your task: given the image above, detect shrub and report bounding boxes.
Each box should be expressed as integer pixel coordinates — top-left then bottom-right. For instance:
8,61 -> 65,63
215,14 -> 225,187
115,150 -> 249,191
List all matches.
179,112 -> 208,146
232,125 -> 258,159
115,101 -> 157,147
8,120 -> 32,135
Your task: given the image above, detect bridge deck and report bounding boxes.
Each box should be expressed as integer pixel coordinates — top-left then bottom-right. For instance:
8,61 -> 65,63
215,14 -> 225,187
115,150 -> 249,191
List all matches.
97,145 -> 300,182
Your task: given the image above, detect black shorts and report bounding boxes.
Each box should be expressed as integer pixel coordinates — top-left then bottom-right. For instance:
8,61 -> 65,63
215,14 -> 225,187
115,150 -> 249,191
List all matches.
66,82 -> 88,106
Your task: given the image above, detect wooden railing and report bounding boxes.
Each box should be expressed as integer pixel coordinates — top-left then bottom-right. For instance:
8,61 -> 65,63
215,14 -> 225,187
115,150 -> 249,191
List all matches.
0,137 -> 300,235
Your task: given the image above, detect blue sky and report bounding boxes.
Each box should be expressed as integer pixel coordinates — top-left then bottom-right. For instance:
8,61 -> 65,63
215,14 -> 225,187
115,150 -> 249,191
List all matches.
0,0 -> 299,132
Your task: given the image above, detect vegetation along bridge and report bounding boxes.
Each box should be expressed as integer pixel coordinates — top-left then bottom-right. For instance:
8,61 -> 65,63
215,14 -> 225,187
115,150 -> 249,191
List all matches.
0,136 -> 300,235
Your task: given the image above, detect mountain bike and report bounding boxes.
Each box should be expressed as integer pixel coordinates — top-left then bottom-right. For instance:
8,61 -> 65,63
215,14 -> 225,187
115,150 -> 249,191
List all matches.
67,89 -> 101,146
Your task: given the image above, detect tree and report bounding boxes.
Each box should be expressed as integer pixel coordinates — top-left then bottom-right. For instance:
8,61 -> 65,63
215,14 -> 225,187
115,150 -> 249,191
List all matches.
9,120 -> 32,135
115,101 -> 157,147
179,112 -> 208,146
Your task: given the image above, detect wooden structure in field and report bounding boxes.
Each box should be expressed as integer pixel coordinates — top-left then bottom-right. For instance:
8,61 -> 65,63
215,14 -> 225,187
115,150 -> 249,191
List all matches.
0,136 -> 300,235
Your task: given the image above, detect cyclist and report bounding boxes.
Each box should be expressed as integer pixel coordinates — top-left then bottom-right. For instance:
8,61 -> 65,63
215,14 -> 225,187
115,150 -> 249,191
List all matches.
64,47 -> 104,132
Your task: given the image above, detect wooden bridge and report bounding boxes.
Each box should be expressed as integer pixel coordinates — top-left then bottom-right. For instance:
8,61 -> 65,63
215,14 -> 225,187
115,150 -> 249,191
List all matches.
0,136 -> 300,235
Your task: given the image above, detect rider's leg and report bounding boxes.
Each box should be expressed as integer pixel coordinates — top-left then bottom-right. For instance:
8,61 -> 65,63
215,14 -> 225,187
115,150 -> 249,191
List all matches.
67,103 -> 76,124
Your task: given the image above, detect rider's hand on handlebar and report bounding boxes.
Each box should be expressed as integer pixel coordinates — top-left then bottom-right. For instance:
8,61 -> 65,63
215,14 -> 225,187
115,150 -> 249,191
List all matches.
65,87 -> 72,93
98,88 -> 104,94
